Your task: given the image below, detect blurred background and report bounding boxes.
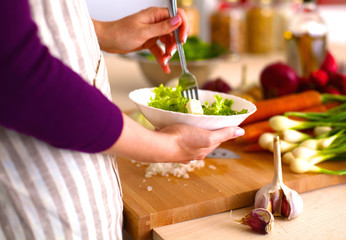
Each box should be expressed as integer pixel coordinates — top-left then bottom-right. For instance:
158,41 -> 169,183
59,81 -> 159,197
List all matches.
86,0 -> 346,46
85,0 -> 346,106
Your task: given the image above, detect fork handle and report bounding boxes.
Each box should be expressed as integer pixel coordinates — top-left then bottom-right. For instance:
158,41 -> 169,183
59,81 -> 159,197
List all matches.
167,0 -> 188,74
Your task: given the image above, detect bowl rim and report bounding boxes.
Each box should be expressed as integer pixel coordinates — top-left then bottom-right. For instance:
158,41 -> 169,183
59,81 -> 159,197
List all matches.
129,88 -> 257,119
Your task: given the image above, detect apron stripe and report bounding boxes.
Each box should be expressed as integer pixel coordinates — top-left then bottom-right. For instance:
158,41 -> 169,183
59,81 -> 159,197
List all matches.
5,132 -> 57,239
97,154 -> 123,239
0,139 -> 43,239
53,149 -> 94,240
82,154 -> 110,240
32,141 -> 83,239
0,171 -> 26,240
23,134 -> 72,240
43,0 -> 81,74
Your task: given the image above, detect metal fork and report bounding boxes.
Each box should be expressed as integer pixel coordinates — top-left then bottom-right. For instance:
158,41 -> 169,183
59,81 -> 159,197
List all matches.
167,0 -> 199,100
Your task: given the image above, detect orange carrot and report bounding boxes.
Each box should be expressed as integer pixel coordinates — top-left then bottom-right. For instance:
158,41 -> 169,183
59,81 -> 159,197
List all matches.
241,90 -> 322,125
236,120 -> 274,143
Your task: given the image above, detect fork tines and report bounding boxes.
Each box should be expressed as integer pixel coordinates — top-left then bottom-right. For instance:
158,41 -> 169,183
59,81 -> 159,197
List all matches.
183,88 -> 199,100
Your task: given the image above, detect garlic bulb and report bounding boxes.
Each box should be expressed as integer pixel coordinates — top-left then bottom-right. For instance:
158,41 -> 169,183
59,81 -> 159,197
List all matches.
254,136 -> 303,220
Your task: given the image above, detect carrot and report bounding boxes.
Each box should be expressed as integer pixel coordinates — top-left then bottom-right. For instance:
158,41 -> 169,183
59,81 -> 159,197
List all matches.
241,90 -> 323,125
238,102 -> 340,143
236,120 -> 274,143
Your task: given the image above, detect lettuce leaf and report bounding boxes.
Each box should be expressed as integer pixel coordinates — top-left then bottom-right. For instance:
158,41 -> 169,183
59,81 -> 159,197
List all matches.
148,84 -> 188,113
148,84 -> 248,116
203,95 -> 248,116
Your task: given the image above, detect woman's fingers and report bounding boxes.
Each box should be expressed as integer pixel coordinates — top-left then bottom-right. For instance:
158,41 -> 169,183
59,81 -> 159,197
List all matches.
177,8 -> 189,43
141,8 -> 188,45
209,127 -> 245,146
159,34 -> 177,58
145,38 -> 171,73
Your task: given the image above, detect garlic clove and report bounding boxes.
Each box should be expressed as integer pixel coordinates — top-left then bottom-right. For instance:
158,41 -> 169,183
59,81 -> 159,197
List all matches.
254,188 -> 272,212
280,195 -> 291,218
271,190 -> 284,216
239,208 -> 274,234
281,185 -> 304,220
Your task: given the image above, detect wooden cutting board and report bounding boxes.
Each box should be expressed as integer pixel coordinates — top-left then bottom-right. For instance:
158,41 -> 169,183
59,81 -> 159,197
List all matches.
117,140 -> 346,240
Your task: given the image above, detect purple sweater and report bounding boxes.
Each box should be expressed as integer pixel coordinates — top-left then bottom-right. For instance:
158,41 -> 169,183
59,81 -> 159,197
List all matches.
0,0 -> 123,153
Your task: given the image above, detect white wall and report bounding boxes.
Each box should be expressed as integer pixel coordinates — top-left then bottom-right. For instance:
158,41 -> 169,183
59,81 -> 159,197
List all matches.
319,5 -> 346,45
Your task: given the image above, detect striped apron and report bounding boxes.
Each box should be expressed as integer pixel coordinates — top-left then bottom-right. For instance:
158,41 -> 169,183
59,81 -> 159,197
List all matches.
0,0 -> 123,239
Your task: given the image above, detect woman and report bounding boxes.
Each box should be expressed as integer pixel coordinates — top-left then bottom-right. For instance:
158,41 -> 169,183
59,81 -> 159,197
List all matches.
0,0 -> 245,239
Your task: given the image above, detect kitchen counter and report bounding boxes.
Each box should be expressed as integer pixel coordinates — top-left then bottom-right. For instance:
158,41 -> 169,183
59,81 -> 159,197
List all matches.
104,45 -> 346,240
153,183 -> 346,240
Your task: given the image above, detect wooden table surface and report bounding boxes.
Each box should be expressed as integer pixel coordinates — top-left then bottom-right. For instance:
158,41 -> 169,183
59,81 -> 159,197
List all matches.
105,45 -> 346,240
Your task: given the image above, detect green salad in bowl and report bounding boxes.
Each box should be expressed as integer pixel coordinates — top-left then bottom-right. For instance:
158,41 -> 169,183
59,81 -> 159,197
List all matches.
148,84 -> 248,116
129,85 -> 256,130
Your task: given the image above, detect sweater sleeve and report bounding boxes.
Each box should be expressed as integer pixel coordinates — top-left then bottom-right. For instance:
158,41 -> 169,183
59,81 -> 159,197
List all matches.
0,0 -> 123,153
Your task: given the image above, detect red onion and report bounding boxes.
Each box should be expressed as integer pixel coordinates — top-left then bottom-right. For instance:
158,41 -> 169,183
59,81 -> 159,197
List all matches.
260,62 -> 299,98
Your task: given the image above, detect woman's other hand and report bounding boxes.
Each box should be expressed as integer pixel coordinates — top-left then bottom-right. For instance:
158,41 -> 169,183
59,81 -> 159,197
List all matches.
105,114 -> 245,164
92,7 -> 189,74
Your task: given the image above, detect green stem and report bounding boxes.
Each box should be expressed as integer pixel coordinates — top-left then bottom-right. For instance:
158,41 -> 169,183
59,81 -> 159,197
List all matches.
314,166 -> 346,175
293,121 -> 346,130
324,112 -> 346,122
285,109 -> 346,122
285,103 -> 346,121
327,103 -> 346,114
321,94 -> 346,103
284,111 -> 327,121
322,147 -> 346,157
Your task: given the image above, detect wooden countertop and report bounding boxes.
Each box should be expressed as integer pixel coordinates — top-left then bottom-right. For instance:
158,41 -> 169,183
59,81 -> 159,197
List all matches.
104,45 -> 346,240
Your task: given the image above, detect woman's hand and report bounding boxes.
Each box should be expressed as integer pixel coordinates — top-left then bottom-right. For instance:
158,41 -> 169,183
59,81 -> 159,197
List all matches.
92,7 -> 189,74
156,123 -> 245,164
105,114 -> 245,164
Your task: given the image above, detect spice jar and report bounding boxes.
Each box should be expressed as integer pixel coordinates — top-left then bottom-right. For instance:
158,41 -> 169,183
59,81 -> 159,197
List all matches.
284,0 -> 327,77
246,0 -> 274,54
210,0 -> 246,57
178,0 -> 200,36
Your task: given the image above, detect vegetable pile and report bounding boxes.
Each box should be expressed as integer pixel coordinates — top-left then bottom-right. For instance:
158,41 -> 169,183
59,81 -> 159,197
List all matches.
258,105 -> 346,175
236,90 -> 346,175
148,84 -> 248,116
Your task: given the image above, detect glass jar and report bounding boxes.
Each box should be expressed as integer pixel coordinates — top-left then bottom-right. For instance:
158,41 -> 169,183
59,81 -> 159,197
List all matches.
246,0 -> 274,54
178,0 -> 200,36
210,0 -> 246,57
272,0 -> 299,51
284,0 -> 327,77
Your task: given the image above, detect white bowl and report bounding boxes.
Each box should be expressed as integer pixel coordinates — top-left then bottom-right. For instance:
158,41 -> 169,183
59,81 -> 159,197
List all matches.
129,88 -> 257,130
